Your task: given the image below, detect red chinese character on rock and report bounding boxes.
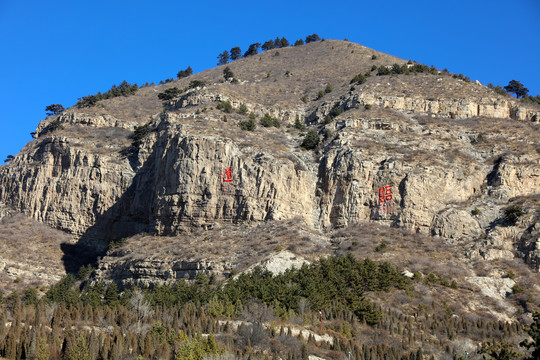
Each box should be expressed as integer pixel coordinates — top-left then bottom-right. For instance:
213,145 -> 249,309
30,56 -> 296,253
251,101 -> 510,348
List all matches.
378,185 -> 394,216
221,167 -> 235,195
379,185 -> 392,202
222,167 -> 234,183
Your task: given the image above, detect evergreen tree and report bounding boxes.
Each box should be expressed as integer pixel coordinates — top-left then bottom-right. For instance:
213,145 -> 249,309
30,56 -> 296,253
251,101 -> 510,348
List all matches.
262,40 -> 276,51
301,129 -> 319,149
77,264 -> 93,281
223,67 -> 235,81
88,331 -> 100,360
158,87 -> 183,102
217,50 -> 230,65
239,119 -> 256,131
105,283 -> 119,306
189,80 -> 206,89
305,34 -> 321,43
325,83 -> 333,93
45,104 -> 65,117
205,334 -> 219,353
477,342 -> 521,360
67,335 -> 91,360
230,47 -> 242,60
244,43 -> 261,57
23,288 -> 38,305
504,80 -> 529,98
294,39 -> 304,46
280,37 -> 290,47
301,344 -> 308,360
377,65 -> 392,76
177,66 -> 193,79
35,337 -> 50,360
521,312 -> 540,360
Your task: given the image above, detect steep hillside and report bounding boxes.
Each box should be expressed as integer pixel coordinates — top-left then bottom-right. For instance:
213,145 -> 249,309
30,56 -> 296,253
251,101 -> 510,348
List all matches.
0,38 -> 539,359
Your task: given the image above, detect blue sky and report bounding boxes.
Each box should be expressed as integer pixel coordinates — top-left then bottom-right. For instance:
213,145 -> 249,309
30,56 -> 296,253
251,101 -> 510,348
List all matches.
1,0 -> 539,163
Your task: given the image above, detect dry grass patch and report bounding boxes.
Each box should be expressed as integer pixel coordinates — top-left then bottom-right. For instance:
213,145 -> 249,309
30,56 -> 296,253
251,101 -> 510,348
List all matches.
0,213 -> 70,293
354,72 -> 504,100
64,40 -> 405,126
106,218 -> 328,273
415,115 -> 540,157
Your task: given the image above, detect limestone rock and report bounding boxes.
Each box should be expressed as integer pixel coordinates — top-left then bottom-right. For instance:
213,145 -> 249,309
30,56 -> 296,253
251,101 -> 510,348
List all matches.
170,89 -> 305,124
487,155 -> 540,199
465,276 -> 515,299
244,250 -> 309,275
432,209 -> 481,239
310,92 -> 540,124
402,270 -> 414,278
93,257 -> 233,288
35,111 -> 137,137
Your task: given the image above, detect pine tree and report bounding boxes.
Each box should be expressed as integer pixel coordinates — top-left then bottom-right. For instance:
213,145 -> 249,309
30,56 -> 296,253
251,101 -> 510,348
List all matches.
88,331 -> 100,360
262,40 -> 276,51
105,283 -> 119,306
217,50 -> 230,65
67,335 -> 91,360
522,312 -> 540,360
223,67 -> 235,81
205,334 -> 219,353
35,337 -> 50,360
301,129 -> 320,150
230,47 -> 242,60
244,43 -> 261,57
143,332 -> 154,358
305,34 -> 321,43
177,66 -> 193,79
45,104 -> 65,117
504,80 -> 529,98
301,344 -> 308,360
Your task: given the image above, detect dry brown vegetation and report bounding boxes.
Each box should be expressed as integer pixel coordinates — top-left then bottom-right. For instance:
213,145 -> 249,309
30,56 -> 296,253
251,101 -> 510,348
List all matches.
414,114 -> 540,158
355,72 -> 501,100
62,40 -> 404,123
107,218 -> 328,274
0,213 -> 71,293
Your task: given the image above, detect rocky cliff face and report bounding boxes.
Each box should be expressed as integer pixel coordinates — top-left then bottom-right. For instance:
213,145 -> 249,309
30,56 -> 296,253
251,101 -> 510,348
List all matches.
310,88 -> 540,124
92,116 -> 318,244
0,129 -> 135,240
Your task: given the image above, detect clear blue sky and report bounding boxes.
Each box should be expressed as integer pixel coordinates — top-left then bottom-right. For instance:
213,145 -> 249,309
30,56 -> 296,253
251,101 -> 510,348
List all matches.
1,0 -> 539,163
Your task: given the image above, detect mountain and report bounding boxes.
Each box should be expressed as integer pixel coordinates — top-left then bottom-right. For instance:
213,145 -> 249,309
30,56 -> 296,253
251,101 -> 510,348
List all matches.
0,39 -> 539,359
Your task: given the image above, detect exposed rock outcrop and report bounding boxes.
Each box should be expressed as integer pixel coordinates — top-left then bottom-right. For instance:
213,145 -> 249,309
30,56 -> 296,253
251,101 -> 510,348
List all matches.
170,89 -> 306,123
94,257 -> 233,288
310,92 -> 540,124
35,111 -> 136,137
0,135 -> 135,238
